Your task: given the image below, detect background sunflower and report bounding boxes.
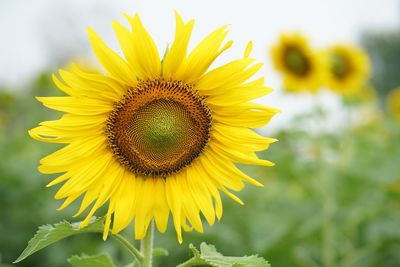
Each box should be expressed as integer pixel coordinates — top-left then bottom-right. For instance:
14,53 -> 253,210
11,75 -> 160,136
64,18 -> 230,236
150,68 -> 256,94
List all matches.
325,44 -> 370,97
271,33 -> 325,93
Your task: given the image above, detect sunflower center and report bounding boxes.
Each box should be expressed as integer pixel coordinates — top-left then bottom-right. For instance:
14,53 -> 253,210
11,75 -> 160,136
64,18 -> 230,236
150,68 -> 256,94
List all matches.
132,99 -> 195,156
106,79 -> 211,177
284,47 -> 310,76
331,52 -> 352,80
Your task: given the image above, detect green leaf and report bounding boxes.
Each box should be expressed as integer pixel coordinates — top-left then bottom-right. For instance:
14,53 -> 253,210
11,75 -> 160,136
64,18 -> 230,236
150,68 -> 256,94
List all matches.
68,253 -> 115,267
153,247 -> 169,257
14,217 -> 105,263
179,242 -> 270,267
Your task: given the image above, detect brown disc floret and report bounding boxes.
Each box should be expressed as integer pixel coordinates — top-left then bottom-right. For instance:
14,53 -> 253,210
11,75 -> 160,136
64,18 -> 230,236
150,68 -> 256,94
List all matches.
105,79 -> 212,177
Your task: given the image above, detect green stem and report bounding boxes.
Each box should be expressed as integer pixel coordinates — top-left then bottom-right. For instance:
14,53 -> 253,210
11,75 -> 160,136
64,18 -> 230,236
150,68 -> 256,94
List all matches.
140,221 -> 154,267
322,172 -> 334,267
312,101 -> 335,267
113,234 -> 143,262
176,257 -> 201,267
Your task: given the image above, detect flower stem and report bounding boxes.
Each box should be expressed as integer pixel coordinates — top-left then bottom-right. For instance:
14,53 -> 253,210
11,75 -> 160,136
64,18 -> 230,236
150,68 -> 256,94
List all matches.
176,257 -> 201,267
322,172 -> 334,267
113,233 -> 143,262
140,221 -> 154,267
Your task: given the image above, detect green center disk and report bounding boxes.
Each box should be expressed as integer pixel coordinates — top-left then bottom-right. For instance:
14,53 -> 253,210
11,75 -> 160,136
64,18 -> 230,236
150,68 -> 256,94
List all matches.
128,99 -> 197,161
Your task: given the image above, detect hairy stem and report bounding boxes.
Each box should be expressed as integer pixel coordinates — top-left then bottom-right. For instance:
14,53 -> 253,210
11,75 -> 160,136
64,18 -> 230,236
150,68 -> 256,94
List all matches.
113,233 -> 143,262
140,221 -> 154,267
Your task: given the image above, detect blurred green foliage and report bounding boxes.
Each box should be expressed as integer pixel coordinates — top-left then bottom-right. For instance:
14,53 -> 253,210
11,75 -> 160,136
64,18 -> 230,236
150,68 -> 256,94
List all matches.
1,72 -> 400,267
362,30 -> 400,98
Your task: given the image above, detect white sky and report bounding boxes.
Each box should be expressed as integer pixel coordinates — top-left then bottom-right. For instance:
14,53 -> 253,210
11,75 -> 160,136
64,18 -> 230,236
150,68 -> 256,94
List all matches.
0,0 -> 399,130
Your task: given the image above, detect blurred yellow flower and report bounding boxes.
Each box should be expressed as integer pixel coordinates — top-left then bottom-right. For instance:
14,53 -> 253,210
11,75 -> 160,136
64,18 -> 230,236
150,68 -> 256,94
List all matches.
387,87 -> 400,119
271,33 -> 325,93
325,44 -> 370,97
29,12 -> 278,243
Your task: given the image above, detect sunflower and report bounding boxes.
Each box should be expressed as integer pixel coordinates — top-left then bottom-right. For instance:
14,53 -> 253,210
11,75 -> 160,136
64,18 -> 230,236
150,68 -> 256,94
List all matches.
271,32 -> 324,93
387,87 -> 400,120
29,12 -> 278,243
325,44 -> 370,96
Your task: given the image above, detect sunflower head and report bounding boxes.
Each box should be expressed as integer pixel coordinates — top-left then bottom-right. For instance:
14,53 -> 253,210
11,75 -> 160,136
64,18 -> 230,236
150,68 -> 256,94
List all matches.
325,44 -> 370,96
29,12 -> 278,243
387,87 -> 400,120
271,32 -> 325,93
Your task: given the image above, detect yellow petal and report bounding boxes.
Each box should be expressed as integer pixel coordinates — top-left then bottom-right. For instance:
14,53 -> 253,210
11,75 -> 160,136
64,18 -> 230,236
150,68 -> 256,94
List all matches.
80,162 -> 123,227
165,175 -> 183,243
39,118 -> 104,132
67,65 -> 127,100
180,174 -> 204,233
163,12 -> 194,78
196,58 -> 257,91
103,200 -> 116,240
210,142 -> 274,167
244,41 -> 253,58
199,151 -> 244,191
211,103 -> 280,128
205,78 -> 272,104
29,124 -> 102,144
135,178 -> 155,240
36,96 -> 113,116
47,172 -> 71,187
52,74 -> 77,96
213,124 -> 276,152
38,142 -> 106,175
112,171 -> 137,234
220,187 -> 244,205
174,25 -> 232,83
54,151 -> 113,199
186,163 -> 215,225
153,179 -> 169,233
57,192 -> 81,211
87,27 -> 136,85
76,185 -> 102,218
123,14 -> 161,79
39,136 -> 106,168
206,148 -> 264,187
202,176 -> 223,220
